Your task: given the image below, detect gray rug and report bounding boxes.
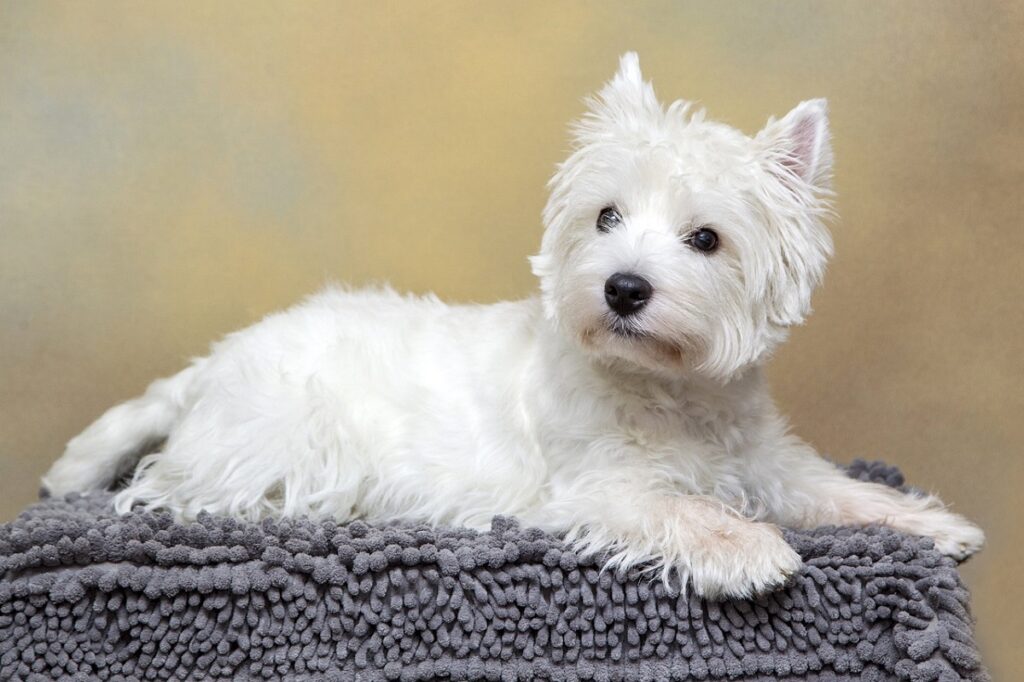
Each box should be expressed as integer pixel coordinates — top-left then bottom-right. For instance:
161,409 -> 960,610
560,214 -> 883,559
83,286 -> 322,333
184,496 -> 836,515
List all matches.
0,460 -> 986,681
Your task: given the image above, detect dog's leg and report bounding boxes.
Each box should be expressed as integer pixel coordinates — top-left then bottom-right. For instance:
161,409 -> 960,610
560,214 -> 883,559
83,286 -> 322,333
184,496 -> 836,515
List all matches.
745,436 -> 984,559
112,372 -> 366,521
533,467 -> 801,599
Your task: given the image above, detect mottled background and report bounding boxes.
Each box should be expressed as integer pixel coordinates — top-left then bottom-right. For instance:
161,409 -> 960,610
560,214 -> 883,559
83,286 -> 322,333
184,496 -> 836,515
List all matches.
1,1 -> 1021,674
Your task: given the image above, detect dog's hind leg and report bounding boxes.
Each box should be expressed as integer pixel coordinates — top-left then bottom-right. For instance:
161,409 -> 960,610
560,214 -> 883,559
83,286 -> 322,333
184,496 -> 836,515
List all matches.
41,363 -> 202,497
111,370 -> 368,522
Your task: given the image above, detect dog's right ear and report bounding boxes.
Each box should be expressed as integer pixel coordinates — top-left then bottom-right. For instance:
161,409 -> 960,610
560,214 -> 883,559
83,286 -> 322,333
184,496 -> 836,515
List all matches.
576,53 -> 662,137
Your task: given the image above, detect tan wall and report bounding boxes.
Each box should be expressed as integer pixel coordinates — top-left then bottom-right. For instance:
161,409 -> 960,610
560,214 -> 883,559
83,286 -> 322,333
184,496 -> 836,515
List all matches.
2,1 -> 1021,675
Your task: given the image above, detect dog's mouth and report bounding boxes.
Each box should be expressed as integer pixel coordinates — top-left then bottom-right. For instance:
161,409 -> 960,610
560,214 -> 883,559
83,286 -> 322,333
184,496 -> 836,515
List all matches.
599,317 -> 684,363
606,315 -> 648,340
579,315 -> 692,369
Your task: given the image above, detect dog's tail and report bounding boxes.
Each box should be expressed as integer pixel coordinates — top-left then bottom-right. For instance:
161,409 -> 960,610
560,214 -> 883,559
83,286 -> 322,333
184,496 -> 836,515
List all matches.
41,363 -> 201,498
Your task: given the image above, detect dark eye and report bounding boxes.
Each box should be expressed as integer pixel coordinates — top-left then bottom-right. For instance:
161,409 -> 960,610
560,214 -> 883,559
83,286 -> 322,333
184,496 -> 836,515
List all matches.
686,227 -> 719,253
596,206 -> 622,233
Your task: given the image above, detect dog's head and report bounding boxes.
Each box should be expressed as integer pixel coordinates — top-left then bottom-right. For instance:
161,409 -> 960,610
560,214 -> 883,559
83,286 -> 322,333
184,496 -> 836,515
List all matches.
531,53 -> 834,380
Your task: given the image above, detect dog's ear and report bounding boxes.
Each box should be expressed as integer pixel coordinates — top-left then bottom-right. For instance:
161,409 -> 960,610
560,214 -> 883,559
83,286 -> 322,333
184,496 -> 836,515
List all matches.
755,100 -> 834,327
757,99 -> 832,193
579,53 -> 662,134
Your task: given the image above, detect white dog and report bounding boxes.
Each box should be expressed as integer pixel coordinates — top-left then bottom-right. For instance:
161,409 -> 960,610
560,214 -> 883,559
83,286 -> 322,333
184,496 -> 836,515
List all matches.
43,54 -> 983,598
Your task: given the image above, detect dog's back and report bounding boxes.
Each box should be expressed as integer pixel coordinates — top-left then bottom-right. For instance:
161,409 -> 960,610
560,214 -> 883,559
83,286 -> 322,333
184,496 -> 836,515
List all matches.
43,286 -> 548,524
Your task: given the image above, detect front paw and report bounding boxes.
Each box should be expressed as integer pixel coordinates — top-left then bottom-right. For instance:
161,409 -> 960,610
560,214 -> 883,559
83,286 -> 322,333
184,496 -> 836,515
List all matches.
687,520 -> 802,600
881,501 -> 985,560
922,510 -> 985,560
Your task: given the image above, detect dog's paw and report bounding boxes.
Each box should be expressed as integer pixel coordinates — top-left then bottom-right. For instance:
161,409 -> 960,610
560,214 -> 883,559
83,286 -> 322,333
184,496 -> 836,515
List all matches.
919,510 -> 985,560
687,519 -> 802,600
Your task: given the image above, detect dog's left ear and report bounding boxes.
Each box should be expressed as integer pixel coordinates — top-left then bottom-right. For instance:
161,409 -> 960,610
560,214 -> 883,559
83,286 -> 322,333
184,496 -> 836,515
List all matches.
756,98 -> 832,193
755,100 -> 834,326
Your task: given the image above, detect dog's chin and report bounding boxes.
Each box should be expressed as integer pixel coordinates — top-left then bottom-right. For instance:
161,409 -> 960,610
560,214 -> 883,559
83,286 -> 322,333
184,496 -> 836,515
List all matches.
579,320 -> 690,374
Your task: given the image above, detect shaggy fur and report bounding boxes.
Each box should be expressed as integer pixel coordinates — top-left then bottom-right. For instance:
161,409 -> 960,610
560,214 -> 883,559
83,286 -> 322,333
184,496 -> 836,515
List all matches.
42,53 -> 983,599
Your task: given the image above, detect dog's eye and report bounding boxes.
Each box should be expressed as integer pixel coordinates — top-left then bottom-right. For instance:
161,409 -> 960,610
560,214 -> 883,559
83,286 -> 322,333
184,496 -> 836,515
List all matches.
596,207 -> 622,233
686,227 -> 719,253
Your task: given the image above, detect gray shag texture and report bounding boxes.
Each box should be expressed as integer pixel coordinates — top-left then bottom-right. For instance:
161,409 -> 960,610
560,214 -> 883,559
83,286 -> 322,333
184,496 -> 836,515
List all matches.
1,460 -> 986,681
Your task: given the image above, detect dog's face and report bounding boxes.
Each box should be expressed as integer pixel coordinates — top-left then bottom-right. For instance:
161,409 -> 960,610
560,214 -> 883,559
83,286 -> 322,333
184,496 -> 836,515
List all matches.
532,53 -> 834,380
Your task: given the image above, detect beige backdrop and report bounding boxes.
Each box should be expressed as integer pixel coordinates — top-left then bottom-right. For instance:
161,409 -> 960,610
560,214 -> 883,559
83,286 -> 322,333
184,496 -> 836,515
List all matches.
2,1 -> 1021,675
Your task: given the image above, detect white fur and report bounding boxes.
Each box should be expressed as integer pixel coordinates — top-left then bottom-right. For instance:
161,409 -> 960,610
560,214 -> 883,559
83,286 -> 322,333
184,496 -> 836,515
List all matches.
43,53 -> 983,599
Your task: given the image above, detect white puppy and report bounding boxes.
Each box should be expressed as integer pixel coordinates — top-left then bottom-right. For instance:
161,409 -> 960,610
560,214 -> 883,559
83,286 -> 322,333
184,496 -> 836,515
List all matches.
43,54 -> 983,598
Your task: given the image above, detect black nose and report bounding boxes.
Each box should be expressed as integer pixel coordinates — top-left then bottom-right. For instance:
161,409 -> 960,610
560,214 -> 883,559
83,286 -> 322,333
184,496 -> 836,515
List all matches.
604,273 -> 653,316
